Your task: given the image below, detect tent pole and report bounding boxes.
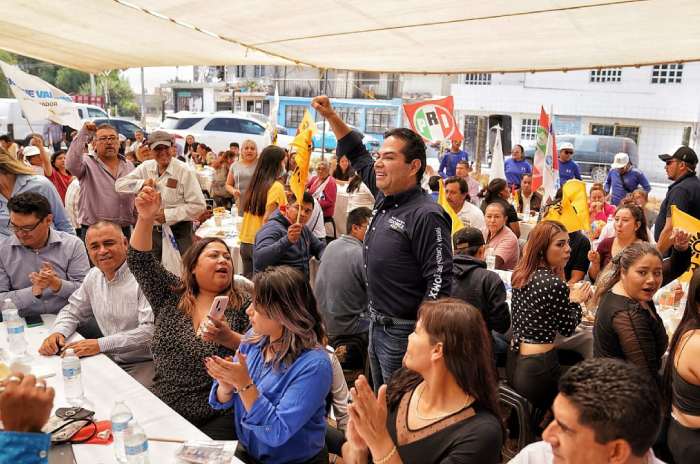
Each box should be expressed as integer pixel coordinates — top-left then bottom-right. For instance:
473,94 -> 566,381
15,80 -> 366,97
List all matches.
140,67 -> 147,128
321,69 -> 328,160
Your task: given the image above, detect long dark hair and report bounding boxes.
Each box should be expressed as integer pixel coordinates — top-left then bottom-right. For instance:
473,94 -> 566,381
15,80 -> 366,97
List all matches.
512,220 -> 567,288
592,242 -> 662,304
241,145 -> 286,216
347,173 -> 363,193
479,178 -> 508,210
332,155 -> 355,181
615,202 -> 649,242
174,237 -> 243,316
387,299 -> 502,429
249,266 -> 325,370
662,268 -> 700,410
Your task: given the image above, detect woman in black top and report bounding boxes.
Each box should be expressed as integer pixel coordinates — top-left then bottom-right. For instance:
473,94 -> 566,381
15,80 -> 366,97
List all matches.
127,181 -> 250,439
341,298 -> 503,464
479,178 -> 520,238
593,240 -> 690,381
663,268 -> 700,463
333,155 -> 355,181
507,220 -> 591,411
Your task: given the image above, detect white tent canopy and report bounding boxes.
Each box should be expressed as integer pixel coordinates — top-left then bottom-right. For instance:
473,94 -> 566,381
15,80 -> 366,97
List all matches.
2,0 -> 700,73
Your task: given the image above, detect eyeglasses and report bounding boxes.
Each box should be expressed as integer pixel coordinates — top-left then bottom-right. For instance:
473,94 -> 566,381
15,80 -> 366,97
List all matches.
665,159 -> 678,166
8,218 -> 44,233
95,136 -> 118,143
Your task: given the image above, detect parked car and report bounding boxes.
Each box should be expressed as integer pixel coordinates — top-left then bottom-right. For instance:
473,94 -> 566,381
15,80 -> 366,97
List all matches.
159,111 -> 292,153
237,111 -> 289,135
92,117 -> 146,142
524,134 -> 639,183
312,121 -> 381,153
0,98 -> 108,141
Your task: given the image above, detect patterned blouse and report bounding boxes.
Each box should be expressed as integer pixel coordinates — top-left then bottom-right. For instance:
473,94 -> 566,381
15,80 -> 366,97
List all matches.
127,248 -> 250,425
511,268 -> 582,349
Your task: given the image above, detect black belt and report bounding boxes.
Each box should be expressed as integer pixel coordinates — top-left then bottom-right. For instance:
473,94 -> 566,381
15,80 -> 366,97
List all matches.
368,308 -> 416,327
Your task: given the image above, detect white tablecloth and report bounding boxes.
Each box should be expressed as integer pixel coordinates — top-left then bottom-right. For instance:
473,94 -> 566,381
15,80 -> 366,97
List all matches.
195,214 -> 244,275
3,315 -> 244,463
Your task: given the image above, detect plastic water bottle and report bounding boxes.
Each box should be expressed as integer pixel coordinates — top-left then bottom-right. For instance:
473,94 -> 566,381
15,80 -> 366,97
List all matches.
485,247 -> 496,270
111,401 -> 133,463
2,299 -> 27,356
124,420 -> 150,463
62,348 -> 84,406
230,203 -> 238,217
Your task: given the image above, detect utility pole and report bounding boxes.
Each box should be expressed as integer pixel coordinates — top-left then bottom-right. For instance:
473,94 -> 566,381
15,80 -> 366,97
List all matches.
89,73 -> 96,97
140,67 -> 147,127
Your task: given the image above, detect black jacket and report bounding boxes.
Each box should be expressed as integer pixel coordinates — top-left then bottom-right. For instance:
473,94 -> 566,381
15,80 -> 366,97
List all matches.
451,254 -> 510,334
654,171 -> 700,241
338,130 -> 452,320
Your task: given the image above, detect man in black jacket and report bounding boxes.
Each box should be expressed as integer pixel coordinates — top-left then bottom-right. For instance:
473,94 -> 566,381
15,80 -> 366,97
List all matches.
312,95 -> 452,387
451,227 -> 510,355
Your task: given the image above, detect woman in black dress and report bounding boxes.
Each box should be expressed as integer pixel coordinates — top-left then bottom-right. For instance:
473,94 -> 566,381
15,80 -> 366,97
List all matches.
341,298 -> 503,464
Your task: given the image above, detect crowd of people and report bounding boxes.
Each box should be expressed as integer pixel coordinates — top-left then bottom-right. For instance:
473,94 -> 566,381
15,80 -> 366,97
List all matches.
0,93 -> 699,464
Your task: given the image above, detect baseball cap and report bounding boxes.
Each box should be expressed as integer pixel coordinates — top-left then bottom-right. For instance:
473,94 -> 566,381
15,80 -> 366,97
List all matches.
453,227 -> 485,251
148,131 -> 173,149
559,142 -> 574,151
611,152 -> 630,169
23,146 -> 41,157
658,146 -> 698,164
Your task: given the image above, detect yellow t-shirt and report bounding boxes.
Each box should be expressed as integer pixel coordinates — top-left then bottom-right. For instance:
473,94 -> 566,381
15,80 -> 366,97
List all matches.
239,181 -> 287,244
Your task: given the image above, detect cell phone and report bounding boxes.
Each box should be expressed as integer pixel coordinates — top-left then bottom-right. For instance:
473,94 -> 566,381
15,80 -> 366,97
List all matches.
206,198 -> 214,211
208,296 -> 229,320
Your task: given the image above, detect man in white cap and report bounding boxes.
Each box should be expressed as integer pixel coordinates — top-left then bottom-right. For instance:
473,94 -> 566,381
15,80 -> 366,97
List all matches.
604,152 -> 650,206
558,142 -> 582,185
115,130 -> 206,260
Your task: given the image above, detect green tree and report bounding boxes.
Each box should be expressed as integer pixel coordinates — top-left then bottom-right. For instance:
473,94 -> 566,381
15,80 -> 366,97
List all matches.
0,51 -> 18,98
55,68 -> 90,94
79,71 -> 139,118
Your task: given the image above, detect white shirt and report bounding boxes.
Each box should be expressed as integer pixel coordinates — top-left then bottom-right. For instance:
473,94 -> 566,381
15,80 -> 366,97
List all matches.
52,261 -> 154,363
509,440 -> 665,464
64,179 -> 80,229
456,201 -> 486,229
347,182 -> 375,213
308,198 -> 327,239
114,158 -> 206,224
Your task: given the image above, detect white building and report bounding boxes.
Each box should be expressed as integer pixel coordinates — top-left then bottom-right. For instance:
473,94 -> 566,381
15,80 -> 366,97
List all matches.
448,64 -> 700,182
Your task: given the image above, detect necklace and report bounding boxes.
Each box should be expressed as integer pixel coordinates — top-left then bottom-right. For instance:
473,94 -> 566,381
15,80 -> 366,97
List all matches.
414,382 -> 474,422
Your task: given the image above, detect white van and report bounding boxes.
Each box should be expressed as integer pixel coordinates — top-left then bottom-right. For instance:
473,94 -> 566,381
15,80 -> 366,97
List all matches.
0,98 -> 108,141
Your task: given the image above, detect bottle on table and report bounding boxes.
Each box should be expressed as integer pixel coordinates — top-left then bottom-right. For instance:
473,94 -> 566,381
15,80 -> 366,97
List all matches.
485,247 -> 496,270
124,419 -> 151,464
2,299 -> 27,356
62,348 -> 84,406
111,400 -> 134,464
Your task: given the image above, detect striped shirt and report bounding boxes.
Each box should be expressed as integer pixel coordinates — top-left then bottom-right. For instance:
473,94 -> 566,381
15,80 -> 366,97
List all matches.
52,260 -> 154,363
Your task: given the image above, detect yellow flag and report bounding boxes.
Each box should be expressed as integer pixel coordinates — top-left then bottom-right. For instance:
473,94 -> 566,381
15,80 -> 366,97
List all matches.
437,178 -> 464,236
289,110 -> 316,208
544,179 -> 590,233
671,205 -> 700,281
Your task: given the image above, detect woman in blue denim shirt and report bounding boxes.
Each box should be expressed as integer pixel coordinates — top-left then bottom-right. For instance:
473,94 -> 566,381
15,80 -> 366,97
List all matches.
206,265 -> 332,464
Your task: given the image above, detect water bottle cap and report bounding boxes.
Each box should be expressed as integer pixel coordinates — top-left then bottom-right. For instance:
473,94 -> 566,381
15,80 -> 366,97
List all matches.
64,348 -> 75,356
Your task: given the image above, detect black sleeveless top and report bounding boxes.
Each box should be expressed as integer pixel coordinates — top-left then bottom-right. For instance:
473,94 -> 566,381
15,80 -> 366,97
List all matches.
672,330 -> 700,415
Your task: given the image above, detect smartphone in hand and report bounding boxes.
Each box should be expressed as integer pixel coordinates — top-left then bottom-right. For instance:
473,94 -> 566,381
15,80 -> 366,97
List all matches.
208,296 -> 229,320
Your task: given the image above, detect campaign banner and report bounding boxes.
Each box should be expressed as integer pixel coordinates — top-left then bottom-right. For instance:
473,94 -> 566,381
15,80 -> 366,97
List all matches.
403,96 -> 463,142
0,60 -> 81,129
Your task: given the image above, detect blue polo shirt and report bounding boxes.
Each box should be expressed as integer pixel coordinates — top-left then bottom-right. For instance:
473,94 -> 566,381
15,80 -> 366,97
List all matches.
438,150 -> 469,178
504,158 -> 532,187
559,159 -> 582,184
604,168 -> 651,205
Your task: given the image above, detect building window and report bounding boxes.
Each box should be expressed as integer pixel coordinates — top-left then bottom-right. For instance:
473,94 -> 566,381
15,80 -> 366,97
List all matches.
520,118 -> 538,141
682,126 -> 692,146
234,66 -> 246,78
253,65 -> 265,78
651,64 -> 683,84
590,124 -> 640,144
285,105 -> 306,129
590,68 -> 622,83
464,73 -> 492,85
366,108 -> 396,133
336,107 -> 361,127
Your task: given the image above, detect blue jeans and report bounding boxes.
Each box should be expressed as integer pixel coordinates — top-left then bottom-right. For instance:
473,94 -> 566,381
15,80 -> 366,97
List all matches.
368,320 -> 415,389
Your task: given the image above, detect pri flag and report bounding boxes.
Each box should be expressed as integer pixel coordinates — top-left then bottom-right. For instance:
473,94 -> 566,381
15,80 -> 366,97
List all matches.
542,116 -> 560,205
0,60 -> 81,129
403,96 -> 463,142
437,178 -> 464,236
490,125 -> 506,181
289,110 -> 316,214
531,107 -> 550,192
671,205 -> 700,281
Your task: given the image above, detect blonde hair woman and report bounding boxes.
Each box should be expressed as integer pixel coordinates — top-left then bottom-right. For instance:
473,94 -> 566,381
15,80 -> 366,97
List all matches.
0,147 -> 74,236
